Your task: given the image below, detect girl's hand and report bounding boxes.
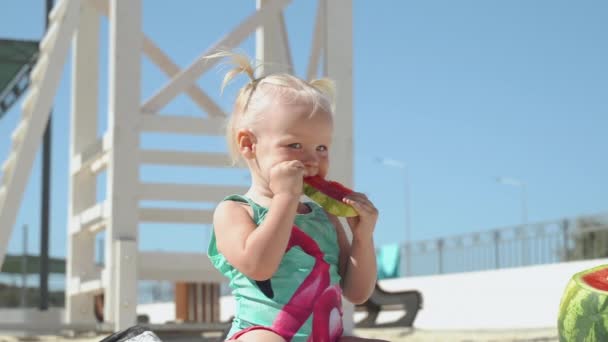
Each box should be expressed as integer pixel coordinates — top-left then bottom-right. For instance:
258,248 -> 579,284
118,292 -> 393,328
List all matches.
343,193 -> 378,241
269,160 -> 306,197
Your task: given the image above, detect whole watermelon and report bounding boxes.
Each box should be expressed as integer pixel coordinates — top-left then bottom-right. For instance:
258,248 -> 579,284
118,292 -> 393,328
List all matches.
558,264 -> 608,341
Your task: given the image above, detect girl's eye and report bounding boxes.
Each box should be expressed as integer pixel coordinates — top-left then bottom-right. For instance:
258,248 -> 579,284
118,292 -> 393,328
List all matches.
288,143 -> 302,149
317,145 -> 328,152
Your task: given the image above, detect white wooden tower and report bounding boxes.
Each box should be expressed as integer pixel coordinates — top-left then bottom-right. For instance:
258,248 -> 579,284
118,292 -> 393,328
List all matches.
0,0 -> 353,332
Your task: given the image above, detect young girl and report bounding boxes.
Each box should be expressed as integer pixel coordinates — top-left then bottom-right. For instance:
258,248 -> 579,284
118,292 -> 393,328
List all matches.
207,53 -> 385,342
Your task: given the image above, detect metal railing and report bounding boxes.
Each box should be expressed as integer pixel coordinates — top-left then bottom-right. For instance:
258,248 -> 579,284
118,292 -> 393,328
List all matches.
3,213 -> 608,307
392,212 -> 608,277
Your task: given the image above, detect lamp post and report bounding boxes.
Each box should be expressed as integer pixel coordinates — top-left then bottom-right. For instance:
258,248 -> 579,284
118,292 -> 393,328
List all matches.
496,177 -> 528,227
376,157 -> 411,276
497,176 -> 529,265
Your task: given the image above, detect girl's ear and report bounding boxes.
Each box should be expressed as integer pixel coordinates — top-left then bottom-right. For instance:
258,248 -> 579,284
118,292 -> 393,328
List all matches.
237,129 -> 256,159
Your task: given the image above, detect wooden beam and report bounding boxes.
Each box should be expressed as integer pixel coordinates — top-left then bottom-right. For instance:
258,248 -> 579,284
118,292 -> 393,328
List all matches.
139,150 -> 231,167
138,114 -> 225,135
142,38 -> 226,117
0,0 -> 81,268
139,183 -> 248,202
138,208 -> 214,224
88,0 -> 224,117
70,201 -> 108,235
141,0 -> 292,113
139,251 -> 226,283
105,0 -> 142,328
256,0 -> 293,75
306,0 -> 326,81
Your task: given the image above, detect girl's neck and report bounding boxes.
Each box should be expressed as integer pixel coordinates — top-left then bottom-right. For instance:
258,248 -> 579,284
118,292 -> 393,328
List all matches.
244,185 -> 273,208
245,179 -> 310,214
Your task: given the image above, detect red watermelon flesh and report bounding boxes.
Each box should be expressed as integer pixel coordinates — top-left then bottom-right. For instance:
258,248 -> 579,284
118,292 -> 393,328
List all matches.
303,176 -> 358,217
304,176 -> 353,201
582,267 -> 608,291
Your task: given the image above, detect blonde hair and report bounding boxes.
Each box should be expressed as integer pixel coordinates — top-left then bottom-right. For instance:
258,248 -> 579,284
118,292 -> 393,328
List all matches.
206,51 -> 336,165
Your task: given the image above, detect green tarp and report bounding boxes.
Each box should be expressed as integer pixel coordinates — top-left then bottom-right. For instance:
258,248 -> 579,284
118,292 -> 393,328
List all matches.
1,254 -> 66,274
0,38 -> 39,118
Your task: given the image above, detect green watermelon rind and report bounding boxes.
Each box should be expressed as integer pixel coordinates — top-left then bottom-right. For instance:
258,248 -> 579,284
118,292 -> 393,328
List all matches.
558,264 -> 608,341
303,183 -> 358,218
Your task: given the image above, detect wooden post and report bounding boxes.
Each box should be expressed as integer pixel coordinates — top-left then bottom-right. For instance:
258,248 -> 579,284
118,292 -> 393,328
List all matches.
325,0 -> 354,334
105,0 -> 141,330
66,0 -> 98,325
175,282 -> 220,323
175,282 -> 189,322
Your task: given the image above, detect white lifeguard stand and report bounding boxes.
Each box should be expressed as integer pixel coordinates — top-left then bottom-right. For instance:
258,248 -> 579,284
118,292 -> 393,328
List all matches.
0,0 -> 353,332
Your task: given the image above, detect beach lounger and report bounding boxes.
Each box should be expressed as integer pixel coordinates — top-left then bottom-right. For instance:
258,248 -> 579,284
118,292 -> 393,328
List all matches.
355,283 -> 423,328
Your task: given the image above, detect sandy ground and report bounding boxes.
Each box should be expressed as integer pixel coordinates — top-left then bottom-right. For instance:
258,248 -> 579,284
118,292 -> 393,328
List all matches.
355,327 -> 558,341
0,327 -> 559,342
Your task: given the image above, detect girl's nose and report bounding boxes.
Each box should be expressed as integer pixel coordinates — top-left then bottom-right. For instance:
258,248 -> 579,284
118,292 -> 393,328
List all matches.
302,151 -> 319,166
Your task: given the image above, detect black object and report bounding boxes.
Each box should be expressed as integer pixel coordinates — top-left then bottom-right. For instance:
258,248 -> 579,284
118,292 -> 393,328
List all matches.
100,326 -> 162,342
38,0 -> 54,312
256,279 -> 274,298
355,283 -> 423,328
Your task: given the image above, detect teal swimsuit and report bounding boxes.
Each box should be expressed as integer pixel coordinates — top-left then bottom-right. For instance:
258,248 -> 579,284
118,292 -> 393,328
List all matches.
208,195 -> 344,341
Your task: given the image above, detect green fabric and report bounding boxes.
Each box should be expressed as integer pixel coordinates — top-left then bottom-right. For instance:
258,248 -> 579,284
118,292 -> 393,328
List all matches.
1,254 -> 65,274
0,39 -> 39,118
208,195 -> 342,340
376,243 -> 400,279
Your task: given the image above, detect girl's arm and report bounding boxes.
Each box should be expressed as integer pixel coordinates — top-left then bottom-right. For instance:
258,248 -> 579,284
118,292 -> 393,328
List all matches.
331,214 -> 377,304
214,160 -> 305,280
213,192 -> 300,281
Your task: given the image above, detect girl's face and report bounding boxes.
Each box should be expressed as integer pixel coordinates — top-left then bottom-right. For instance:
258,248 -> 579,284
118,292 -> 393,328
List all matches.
244,99 -> 334,183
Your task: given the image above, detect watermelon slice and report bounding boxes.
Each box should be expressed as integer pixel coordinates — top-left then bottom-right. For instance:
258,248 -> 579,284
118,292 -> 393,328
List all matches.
558,264 -> 608,341
303,176 -> 358,217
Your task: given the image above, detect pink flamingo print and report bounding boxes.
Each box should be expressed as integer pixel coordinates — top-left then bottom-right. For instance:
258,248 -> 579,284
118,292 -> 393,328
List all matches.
269,226 -> 344,341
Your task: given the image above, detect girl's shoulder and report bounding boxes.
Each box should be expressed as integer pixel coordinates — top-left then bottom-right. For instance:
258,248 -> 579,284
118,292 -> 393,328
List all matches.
214,196 -> 253,220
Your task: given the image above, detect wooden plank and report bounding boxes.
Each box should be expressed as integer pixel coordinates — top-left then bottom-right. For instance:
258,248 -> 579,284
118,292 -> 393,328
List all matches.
114,239 -> 138,330
70,134 -> 110,175
141,0 -> 292,113
325,0 -> 353,186
30,55 -> 48,82
139,207 -> 214,224
49,0 -> 69,22
142,38 -> 226,117
139,150 -> 231,167
89,0 -> 226,118
70,201 -> 108,235
256,0 -> 293,75
105,0 -> 142,327
139,183 -> 248,202
11,118 -> 29,144
40,23 -> 59,52
138,114 -> 225,135
175,282 -> 189,322
306,0 -> 326,81
324,0 -> 354,334
139,252 -> 226,283
1,152 -> 15,179
0,187 -> 5,211
20,86 -> 38,113
0,0 -> 81,267
67,6 -> 101,322
79,279 -> 104,295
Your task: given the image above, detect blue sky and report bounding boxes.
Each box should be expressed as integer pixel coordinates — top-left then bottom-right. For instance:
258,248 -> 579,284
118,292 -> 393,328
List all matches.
0,0 -> 606,262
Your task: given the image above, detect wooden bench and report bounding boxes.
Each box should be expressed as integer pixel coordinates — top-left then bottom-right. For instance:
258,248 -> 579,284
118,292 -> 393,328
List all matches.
355,284 -> 423,328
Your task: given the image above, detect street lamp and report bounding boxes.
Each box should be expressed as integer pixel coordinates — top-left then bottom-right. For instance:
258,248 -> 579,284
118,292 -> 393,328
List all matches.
496,177 -> 528,227
376,157 -> 411,276
497,176 -> 529,265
